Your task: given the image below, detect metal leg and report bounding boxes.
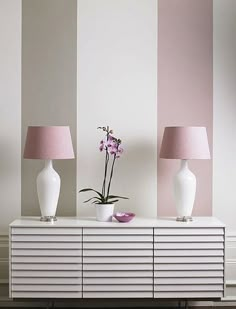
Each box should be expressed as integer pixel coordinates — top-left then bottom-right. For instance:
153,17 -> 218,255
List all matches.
177,299 -> 188,308
184,299 -> 188,309
46,300 -> 55,309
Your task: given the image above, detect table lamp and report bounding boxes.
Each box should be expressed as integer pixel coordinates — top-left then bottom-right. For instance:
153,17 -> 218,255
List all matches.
24,126 -> 75,222
160,126 -> 210,222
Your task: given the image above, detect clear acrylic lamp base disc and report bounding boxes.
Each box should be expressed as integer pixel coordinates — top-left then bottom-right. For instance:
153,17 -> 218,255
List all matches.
40,216 -> 57,222
176,216 -> 193,222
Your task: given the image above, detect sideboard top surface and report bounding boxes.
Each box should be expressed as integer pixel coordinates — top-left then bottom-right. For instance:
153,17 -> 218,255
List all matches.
10,216 -> 225,228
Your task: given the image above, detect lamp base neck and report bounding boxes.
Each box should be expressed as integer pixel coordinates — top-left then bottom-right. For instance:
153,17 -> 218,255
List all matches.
44,159 -> 53,169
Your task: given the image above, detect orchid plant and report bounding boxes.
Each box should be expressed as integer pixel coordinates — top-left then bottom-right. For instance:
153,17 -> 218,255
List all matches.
79,126 -> 128,205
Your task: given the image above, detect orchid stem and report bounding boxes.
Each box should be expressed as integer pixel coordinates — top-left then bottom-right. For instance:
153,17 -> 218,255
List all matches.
102,126 -> 110,197
102,151 -> 109,197
106,154 -> 116,201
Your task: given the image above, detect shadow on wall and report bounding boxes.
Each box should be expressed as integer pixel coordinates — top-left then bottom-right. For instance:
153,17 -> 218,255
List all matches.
115,138 -> 157,217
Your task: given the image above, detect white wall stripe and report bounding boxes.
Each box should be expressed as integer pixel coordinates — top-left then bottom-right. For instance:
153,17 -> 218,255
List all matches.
213,0 -> 236,232
213,1 -> 236,293
77,0 -> 158,218
0,0 -> 21,235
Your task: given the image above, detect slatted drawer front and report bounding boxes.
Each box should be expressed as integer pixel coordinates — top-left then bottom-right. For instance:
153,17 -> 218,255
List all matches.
154,228 -> 224,235
154,227 -> 224,299
154,291 -> 222,299
11,227 -> 82,298
83,227 -> 153,298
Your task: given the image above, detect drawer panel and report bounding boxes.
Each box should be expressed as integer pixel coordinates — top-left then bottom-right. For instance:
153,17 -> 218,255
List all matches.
84,277 -> 153,285
154,235 -> 224,242
154,284 -> 224,292
12,291 -> 82,298
155,270 -> 224,278
12,235 -> 82,242
12,242 -> 81,249
83,291 -> 152,298
84,270 -> 153,278
12,277 -> 82,284
83,235 -> 153,242
12,227 -> 82,235
83,249 -> 153,257
83,228 -> 153,235
154,228 -> 224,235
12,270 -> 82,277
12,263 -> 81,271
83,284 -> 152,292
83,263 -> 153,271
154,256 -> 224,264
12,256 -> 82,264
83,256 -> 152,264
155,263 -> 224,271
155,249 -> 223,257
12,284 -> 81,291
155,242 -> 224,250
154,277 -> 224,285
12,249 -> 82,256
84,242 -> 153,249
154,291 -> 223,299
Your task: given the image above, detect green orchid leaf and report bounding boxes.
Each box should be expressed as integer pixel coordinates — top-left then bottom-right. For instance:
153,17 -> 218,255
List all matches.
107,195 -> 129,200
93,200 -> 106,204
83,196 -> 101,203
79,188 -> 104,199
106,199 -> 119,204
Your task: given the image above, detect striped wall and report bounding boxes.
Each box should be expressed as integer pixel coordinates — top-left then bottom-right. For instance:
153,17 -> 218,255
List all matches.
0,0 -> 236,299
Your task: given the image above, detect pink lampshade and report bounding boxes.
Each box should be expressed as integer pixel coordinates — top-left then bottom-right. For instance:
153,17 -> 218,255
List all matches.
160,126 -> 210,159
24,126 -> 75,159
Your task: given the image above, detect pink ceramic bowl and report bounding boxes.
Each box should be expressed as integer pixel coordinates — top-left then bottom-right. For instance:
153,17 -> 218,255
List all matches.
114,212 -> 135,223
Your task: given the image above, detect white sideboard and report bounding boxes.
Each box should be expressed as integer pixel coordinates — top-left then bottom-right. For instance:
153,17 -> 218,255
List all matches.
9,217 -> 225,299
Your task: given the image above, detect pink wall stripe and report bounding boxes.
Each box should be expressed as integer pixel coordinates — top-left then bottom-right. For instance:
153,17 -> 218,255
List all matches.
157,0 -> 213,217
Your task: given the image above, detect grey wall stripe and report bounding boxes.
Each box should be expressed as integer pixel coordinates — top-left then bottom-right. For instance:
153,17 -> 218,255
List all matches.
21,0 -> 77,216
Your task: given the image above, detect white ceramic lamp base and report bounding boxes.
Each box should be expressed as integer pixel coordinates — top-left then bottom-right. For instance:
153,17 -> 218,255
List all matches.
174,160 -> 196,222
37,160 -> 60,222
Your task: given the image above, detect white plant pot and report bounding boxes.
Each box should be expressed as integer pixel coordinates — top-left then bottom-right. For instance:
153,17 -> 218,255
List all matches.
95,203 -> 115,222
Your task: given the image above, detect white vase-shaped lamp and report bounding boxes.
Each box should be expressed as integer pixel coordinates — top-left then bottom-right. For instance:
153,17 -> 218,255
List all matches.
37,160 -> 60,220
24,126 -> 74,222
160,126 -> 210,222
174,159 -> 196,220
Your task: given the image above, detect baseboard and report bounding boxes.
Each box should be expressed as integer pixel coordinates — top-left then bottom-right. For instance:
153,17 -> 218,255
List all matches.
0,235 -> 8,247
225,230 -> 236,298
